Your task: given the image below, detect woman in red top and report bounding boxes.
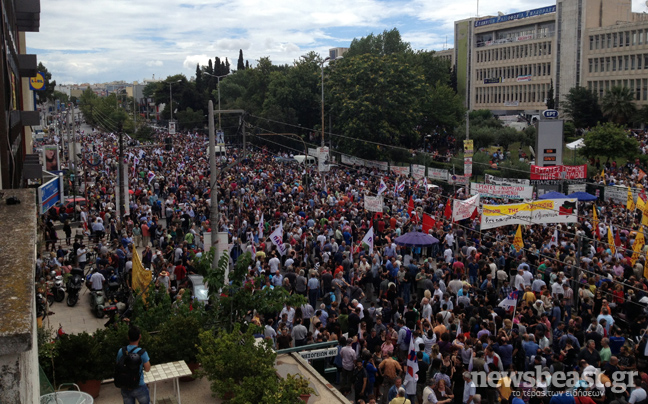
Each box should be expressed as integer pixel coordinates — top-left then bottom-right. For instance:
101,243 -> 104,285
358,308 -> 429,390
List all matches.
612,283 -> 625,305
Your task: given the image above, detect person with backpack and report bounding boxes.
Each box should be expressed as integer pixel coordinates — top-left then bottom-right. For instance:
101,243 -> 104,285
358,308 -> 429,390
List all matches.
115,326 -> 151,404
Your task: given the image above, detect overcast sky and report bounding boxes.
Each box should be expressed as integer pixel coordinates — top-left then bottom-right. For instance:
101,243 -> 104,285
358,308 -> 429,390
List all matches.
26,0 -> 648,85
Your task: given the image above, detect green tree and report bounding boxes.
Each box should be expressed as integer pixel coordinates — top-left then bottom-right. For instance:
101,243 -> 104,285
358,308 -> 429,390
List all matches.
546,79 -> 555,109
176,107 -> 204,130
579,122 -> 638,162
328,53 -> 427,160
237,49 -> 245,71
601,86 -> 636,125
561,86 -> 603,129
345,28 -> 412,58
36,62 -> 57,104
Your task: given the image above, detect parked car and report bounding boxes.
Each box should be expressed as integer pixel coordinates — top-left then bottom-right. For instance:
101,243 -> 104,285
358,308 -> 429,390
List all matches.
51,197 -> 87,220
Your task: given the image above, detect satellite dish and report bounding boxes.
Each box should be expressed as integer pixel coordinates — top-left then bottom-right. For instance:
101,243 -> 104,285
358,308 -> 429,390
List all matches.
498,11 -> 504,16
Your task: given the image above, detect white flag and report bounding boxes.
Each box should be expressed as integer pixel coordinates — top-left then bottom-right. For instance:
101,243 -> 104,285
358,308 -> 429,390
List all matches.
548,229 -> 559,248
269,222 -> 288,256
452,194 -> 479,222
361,227 -> 374,255
258,213 -> 264,239
377,179 -> 387,196
406,330 -> 419,380
423,177 -> 428,194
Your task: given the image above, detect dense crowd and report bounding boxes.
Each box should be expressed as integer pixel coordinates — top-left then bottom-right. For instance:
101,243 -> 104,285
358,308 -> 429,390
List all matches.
37,124 -> 648,404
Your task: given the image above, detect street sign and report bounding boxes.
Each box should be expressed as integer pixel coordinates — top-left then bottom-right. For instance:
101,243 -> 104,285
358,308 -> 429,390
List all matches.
169,121 -> 176,135
542,109 -> 559,119
299,348 -> 338,360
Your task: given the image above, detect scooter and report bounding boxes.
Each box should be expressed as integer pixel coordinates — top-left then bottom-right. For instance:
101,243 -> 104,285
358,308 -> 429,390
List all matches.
52,275 -> 65,303
36,292 -> 47,319
66,268 -> 84,307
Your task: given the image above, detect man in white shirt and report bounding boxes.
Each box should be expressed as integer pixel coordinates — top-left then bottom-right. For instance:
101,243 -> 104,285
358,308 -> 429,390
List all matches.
89,268 -> 105,291
514,269 -> 526,291
280,304 -> 295,327
269,254 -> 281,274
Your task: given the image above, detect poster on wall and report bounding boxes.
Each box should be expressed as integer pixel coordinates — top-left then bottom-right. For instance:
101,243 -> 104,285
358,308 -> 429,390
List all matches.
391,165 -> 410,177
42,145 -> 60,172
481,198 -> 578,229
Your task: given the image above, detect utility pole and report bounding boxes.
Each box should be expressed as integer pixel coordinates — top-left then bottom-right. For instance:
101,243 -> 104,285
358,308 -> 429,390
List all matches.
69,103 -> 77,219
208,101 -> 218,272
118,120 -> 124,224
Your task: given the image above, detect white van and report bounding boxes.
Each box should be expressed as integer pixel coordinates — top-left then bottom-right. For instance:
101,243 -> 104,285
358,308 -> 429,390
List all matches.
293,155 -> 317,166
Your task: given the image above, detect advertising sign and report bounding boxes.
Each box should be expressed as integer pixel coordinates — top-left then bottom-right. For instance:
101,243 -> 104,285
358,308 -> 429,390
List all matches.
412,164 -> 426,180
530,165 -> 587,180
341,154 -> 364,166
517,75 -> 532,82
38,175 -> 62,214
42,145 -> 60,171
470,183 -> 534,199
474,5 -> 556,27
485,174 -> 530,186
169,121 -> 176,135
535,120 -> 564,167
364,196 -> 384,212
29,72 -> 46,91
484,77 -> 502,84
391,165 -> 410,177
317,146 -> 330,172
463,140 -> 474,157
481,198 -> 578,230
464,157 -> 473,176
428,168 -> 449,181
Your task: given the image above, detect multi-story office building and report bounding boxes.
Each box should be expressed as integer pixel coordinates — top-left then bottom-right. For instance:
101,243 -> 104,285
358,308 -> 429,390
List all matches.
447,0 -> 648,115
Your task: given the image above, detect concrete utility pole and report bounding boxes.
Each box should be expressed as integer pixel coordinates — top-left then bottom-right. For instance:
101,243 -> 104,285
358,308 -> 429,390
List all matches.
69,103 -> 77,218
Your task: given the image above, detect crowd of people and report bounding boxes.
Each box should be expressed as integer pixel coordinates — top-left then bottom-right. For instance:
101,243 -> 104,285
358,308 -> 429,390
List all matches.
37,122 -> 648,404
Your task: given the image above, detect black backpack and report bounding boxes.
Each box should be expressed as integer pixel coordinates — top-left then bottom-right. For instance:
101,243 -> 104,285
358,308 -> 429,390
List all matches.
114,346 -> 145,389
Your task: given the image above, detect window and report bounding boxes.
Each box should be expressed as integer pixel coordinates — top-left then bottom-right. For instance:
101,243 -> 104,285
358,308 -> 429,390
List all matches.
590,36 -> 594,50
608,34 -> 612,48
626,31 -> 631,47
644,78 -> 647,101
547,64 -> 551,75
620,32 -> 624,47
606,57 -> 611,71
632,55 -> 636,70
613,57 -> 617,71
640,30 -> 644,45
633,31 -> 637,46
600,57 -> 605,72
640,54 -> 643,70
644,54 -> 648,69
613,33 -> 618,47
625,55 -> 629,70
594,58 -> 599,72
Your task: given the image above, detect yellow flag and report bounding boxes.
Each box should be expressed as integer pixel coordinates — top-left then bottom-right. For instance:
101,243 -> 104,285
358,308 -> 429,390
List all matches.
628,188 -> 636,211
642,198 -> 648,226
607,226 -> 616,255
638,197 -> 645,213
592,205 -> 599,239
513,225 -> 524,251
132,245 -> 152,302
631,231 -> 645,267
601,170 -> 606,185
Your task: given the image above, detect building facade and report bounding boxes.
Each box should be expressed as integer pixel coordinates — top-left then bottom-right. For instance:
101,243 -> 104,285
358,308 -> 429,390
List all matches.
448,0 -> 648,115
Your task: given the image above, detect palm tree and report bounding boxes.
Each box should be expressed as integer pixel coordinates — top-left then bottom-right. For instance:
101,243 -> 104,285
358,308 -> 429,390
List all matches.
601,86 -> 636,125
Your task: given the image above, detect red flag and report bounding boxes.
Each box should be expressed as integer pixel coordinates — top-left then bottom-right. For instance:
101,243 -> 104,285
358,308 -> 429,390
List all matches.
641,189 -> 647,203
422,213 -> 436,233
444,199 -> 452,220
408,196 -> 414,216
615,229 -> 622,250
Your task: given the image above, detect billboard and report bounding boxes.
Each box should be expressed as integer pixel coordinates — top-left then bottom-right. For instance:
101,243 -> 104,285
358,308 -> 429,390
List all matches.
42,145 -> 60,171
428,168 -> 449,181
412,164 -> 426,180
535,120 -> 564,167
391,165 -> 410,177
530,164 -> 587,180
481,198 -> 578,230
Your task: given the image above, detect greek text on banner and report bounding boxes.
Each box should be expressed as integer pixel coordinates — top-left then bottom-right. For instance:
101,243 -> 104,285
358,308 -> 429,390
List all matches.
470,183 -> 534,199
480,198 -> 578,230
364,196 -> 384,212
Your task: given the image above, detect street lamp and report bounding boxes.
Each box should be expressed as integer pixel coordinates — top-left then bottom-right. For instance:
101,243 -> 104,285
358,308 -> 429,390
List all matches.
204,72 -> 229,129
319,56 -> 343,147
169,79 -> 182,122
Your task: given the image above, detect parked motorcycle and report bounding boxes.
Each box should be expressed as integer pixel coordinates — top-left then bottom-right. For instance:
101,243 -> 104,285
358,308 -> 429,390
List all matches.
66,267 -> 84,307
52,274 -> 65,303
89,289 -> 117,318
36,292 -> 47,319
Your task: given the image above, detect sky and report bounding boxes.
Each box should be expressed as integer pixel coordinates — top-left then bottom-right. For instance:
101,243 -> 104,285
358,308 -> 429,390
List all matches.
26,0 -> 648,85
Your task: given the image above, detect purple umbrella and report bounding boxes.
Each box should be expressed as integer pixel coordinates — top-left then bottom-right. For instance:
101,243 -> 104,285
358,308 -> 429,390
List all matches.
394,231 -> 439,247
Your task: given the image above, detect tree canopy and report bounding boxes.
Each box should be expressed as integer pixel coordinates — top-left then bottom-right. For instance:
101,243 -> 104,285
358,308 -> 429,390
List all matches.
601,86 -> 636,125
561,86 -> 603,129
579,122 -> 638,161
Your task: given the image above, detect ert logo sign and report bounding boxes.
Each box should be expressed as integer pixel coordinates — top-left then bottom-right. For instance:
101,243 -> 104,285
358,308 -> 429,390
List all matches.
542,109 -> 559,119
29,72 -> 46,91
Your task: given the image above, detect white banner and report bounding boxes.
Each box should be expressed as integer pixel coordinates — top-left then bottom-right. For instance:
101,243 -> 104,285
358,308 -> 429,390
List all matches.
341,155 -> 365,166
364,196 -> 384,212
412,164 -> 425,180
567,183 -> 587,194
428,168 -> 449,181
481,199 -> 578,230
464,157 -> 473,177
269,222 -> 288,256
391,165 -> 410,177
453,194 -> 480,222
365,160 -> 388,171
604,185 -> 638,206
317,146 -> 330,172
485,174 -> 531,186
470,183 -> 534,200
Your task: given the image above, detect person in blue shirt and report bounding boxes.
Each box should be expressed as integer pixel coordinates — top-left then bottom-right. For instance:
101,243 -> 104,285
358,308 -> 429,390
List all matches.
116,326 -> 151,404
